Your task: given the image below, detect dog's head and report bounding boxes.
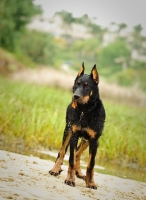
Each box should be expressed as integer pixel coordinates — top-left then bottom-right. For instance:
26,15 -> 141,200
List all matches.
72,62 -> 99,106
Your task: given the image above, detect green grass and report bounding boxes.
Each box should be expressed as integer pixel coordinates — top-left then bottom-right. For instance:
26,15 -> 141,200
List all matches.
0,77 -> 69,149
0,77 -> 146,167
99,101 -> 146,167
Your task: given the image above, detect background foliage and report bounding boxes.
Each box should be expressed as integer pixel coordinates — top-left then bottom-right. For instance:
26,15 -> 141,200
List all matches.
0,0 -> 42,51
0,1 -> 146,91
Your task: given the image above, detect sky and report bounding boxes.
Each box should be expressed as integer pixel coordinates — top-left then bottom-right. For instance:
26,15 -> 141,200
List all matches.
34,0 -> 146,36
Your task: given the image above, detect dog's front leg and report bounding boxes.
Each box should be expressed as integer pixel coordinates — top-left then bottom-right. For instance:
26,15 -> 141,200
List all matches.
76,138 -> 88,180
65,133 -> 78,187
49,126 -> 72,176
86,139 -> 98,189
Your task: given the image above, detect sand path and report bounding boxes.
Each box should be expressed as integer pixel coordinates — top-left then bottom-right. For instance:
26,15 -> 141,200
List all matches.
0,150 -> 146,200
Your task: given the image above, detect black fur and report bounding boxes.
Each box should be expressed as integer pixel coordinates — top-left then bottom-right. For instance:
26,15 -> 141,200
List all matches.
49,62 -> 106,189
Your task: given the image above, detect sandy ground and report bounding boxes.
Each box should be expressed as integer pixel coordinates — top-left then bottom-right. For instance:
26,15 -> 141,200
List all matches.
0,150 -> 146,200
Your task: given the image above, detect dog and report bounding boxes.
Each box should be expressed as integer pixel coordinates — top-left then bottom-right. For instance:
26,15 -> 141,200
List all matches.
49,62 -> 106,189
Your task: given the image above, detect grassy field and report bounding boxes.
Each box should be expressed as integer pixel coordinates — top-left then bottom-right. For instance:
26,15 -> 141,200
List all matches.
0,77 -> 146,167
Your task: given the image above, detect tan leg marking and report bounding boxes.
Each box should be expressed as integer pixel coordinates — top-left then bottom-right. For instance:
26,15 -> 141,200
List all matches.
72,125 -> 81,133
86,153 -> 97,189
76,139 -> 88,180
50,130 -> 72,174
83,128 -> 96,138
65,149 -> 76,186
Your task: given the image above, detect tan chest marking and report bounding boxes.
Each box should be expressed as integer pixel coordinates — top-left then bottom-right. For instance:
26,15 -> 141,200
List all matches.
72,125 -> 81,133
71,101 -> 77,109
83,128 -> 96,138
72,125 -> 96,139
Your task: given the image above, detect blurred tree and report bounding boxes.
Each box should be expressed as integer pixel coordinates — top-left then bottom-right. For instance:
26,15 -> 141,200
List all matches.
0,0 -> 42,51
73,38 -> 100,62
74,14 -> 91,25
131,24 -> 143,51
55,10 -> 74,25
117,23 -> 127,35
18,30 -> 57,65
88,22 -> 103,39
133,24 -> 143,34
98,38 -> 131,70
55,10 -> 74,36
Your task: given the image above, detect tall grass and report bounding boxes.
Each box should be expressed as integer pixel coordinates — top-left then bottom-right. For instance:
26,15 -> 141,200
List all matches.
99,101 -> 146,167
0,77 -> 68,148
0,77 -> 146,167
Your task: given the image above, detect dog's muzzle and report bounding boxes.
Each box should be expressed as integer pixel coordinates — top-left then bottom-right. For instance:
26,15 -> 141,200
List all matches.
73,88 -> 81,101
73,88 -> 89,105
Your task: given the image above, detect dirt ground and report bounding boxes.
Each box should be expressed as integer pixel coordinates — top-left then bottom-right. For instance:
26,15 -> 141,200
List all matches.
0,150 -> 146,200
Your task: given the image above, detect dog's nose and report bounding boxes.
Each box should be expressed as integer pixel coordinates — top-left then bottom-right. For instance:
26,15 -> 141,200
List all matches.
73,88 -> 81,100
74,94 -> 80,100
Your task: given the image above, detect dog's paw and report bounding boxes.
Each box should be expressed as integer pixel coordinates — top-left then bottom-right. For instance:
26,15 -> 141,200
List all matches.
49,170 -> 59,176
86,184 -> 97,190
76,171 -> 86,181
49,169 -> 63,176
64,180 -> 75,187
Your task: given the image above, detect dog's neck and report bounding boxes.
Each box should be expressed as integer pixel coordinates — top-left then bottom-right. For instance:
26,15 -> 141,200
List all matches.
77,97 -> 99,113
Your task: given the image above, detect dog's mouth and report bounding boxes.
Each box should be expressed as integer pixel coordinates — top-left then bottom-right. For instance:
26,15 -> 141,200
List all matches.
72,95 -> 89,104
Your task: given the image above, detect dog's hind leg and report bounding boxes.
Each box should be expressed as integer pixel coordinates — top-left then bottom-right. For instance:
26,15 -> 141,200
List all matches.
49,126 -> 72,176
75,138 -> 88,180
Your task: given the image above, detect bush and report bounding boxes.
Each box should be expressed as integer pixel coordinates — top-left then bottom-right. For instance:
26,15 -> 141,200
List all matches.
18,30 -> 57,65
0,0 -> 42,51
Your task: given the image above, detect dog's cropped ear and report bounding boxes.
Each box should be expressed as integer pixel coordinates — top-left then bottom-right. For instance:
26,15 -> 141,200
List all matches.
91,64 -> 99,84
72,62 -> 85,92
77,62 -> 85,78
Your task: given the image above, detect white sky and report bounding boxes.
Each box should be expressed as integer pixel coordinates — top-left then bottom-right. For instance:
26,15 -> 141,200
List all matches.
34,0 -> 146,35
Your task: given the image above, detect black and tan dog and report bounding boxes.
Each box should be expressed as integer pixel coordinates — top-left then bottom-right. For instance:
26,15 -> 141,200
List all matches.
49,62 -> 106,189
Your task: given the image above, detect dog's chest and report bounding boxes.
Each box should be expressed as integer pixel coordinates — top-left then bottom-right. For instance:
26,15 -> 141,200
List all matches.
78,111 -> 93,128
78,112 -> 86,126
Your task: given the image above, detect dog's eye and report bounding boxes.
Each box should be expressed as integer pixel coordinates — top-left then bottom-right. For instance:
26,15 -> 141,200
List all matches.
77,81 -> 80,85
84,82 -> 89,88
